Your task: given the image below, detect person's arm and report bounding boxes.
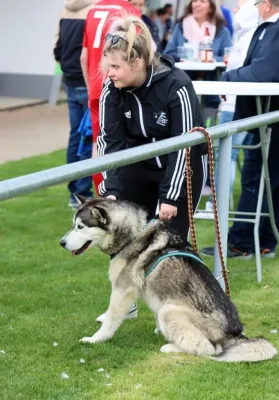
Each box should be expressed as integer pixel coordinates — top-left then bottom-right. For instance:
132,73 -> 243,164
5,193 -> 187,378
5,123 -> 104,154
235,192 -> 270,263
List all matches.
214,27 -> 232,62
53,21 -> 62,62
160,81 -> 202,206
80,13 -> 90,91
222,27 -> 279,82
80,47 -> 89,90
97,80 -> 127,198
163,23 -> 182,61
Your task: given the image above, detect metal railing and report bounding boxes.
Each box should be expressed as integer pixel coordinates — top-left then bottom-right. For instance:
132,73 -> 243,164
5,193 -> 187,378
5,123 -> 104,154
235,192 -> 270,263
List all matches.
0,111 -> 279,201
1,110 -> 279,289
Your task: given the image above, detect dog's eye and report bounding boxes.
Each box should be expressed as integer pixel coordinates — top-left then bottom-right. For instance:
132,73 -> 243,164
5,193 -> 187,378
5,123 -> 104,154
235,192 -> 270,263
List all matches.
77,224 -> 84,230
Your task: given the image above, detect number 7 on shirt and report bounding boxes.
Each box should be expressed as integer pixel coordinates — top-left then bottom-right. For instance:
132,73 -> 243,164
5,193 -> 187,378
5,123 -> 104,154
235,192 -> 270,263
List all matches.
93,11 -> 109,48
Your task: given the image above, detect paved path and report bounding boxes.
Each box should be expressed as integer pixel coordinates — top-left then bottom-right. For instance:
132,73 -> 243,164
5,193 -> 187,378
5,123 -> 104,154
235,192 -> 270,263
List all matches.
0,104 -> 69,164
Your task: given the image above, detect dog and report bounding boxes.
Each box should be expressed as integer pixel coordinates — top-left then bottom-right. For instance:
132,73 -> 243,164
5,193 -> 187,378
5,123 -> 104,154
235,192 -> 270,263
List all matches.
60,196 -> 277,362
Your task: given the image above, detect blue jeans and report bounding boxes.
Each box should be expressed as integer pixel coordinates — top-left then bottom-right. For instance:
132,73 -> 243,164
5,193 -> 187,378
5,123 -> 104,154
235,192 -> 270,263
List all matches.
214,111 -> 249,195
65,85 -> 92,200
228,131 -> 279,252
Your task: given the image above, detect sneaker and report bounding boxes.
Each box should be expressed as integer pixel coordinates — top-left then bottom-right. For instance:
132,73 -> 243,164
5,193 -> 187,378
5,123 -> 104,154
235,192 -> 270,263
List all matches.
205,200 -> 213,211
200,245 -> 253,260
260,248 -> 276,258
194,211 -> 214,220
96,304 -> 138,323
194,200 -> 214,220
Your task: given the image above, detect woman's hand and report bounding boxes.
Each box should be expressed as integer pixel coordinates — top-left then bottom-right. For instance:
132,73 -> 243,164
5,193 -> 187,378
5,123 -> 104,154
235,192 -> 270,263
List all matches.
106,195 -> 117,200
159,203 -> 177,221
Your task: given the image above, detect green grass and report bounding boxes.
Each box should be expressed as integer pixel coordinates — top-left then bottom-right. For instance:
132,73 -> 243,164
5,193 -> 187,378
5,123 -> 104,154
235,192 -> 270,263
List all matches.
0,150 -> 279,400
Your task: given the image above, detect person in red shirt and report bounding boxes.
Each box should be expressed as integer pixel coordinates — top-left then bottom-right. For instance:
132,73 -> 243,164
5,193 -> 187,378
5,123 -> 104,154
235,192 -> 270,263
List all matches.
80,0 -> 140,193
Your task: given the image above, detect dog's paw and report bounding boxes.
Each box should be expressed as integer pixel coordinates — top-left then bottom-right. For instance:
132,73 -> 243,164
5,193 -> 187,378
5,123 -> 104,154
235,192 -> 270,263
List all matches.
80,330 -> 110,344
79,336 -> 96,344
154,327 -> 161,335
160,343 -> 182,353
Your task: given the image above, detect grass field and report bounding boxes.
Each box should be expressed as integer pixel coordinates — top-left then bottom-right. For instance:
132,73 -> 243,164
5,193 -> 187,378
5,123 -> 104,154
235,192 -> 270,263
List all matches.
0,150 -> 278,400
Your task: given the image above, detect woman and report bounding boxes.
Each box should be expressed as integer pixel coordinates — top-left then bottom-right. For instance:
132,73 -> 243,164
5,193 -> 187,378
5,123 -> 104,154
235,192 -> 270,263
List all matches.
196,0 -> 259,218
96,14 -> 207,322
164,0 -> 231,62
98,15 -> 207,236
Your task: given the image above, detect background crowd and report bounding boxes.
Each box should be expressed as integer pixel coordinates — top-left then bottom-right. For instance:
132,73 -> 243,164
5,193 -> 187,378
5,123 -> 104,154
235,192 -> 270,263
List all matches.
54,0 -> 279,260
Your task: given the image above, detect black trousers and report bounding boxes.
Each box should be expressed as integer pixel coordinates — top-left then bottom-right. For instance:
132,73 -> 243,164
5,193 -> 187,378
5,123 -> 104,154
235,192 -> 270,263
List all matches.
119,154 -> 206,239
228,132 -> 279,251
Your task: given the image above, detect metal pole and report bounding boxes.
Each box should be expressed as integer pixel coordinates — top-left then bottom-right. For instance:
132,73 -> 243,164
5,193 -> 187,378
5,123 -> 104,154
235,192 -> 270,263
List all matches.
0,112 -> 279,202
213,135 -> 232,290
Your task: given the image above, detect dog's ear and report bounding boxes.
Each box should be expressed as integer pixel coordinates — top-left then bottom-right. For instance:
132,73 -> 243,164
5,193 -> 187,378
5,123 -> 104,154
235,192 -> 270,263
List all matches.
91,206 -> 108,225
73,193 -> 87,205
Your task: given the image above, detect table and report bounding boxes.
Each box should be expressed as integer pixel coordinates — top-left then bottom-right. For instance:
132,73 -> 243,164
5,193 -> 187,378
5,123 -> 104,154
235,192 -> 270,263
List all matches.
191,81 -> 279,284
175,61 -> 226,71
192,81 -> 279,96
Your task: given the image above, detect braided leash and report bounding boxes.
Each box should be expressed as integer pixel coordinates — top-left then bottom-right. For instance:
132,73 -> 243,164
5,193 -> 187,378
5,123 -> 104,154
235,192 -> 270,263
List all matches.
185,127 -> 230,298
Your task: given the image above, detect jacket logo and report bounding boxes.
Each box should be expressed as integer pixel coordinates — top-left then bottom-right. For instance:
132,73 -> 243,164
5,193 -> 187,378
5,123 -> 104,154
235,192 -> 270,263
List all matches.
154,112 -> 168,127
124,110 -> 131,119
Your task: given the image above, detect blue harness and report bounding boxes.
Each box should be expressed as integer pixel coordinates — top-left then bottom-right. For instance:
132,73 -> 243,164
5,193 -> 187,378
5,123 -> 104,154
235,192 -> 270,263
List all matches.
144,250 -> 206,278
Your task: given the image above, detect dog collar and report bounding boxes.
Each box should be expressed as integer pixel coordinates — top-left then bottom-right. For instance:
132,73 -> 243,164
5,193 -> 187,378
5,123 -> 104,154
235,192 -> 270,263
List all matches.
144,251 -> 205,278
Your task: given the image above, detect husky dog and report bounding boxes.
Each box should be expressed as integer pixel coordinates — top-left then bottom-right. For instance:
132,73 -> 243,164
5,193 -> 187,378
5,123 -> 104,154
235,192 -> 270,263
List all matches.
60,197 -> 277,362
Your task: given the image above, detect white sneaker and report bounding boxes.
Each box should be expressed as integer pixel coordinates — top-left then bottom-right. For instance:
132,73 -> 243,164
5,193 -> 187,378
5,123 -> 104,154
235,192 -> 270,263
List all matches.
205,201 -> 213,211
194,201 -> 214,220
96,305 -> 138,323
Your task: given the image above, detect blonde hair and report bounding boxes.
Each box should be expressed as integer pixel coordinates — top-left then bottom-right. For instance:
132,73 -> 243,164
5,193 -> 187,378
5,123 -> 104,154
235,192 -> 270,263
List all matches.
101,14 -> 159,76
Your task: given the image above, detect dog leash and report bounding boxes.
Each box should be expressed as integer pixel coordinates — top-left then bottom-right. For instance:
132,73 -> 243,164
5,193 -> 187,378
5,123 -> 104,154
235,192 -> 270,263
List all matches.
185,127 -> 230,298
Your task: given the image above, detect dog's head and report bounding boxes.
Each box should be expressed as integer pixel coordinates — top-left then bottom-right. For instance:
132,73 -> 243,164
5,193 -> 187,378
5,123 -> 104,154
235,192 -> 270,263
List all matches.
60,195 -> 111,256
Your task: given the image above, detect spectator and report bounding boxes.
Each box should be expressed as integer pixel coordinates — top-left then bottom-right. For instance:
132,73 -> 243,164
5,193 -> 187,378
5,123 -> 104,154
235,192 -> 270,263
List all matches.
201,0 -> 279,258
154,8 -> 169,47
80,0 -> 140,194
198,0 -> 259,216
98,15 -> 207,239
130,0 -> 162,51
164,0 -> 231,124
54,0 -> 94,209
164,0 -> 231,63
163,3 -> 174,33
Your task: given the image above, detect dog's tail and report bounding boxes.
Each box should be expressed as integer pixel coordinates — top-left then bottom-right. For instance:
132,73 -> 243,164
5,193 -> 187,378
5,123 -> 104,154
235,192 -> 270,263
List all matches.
211,336 -> 277,363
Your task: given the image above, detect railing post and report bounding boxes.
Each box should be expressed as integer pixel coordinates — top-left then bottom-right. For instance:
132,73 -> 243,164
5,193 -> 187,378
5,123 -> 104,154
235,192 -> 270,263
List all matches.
213,135 -> 232,290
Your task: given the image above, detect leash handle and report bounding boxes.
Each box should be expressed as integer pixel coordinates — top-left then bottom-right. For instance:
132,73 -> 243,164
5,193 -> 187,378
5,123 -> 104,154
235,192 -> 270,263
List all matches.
186,127 -> 230,298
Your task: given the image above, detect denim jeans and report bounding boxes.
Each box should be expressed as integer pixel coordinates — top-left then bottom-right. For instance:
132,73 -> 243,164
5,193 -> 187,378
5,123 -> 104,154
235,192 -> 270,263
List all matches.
65,85 -> 92,200
228,131 -> 279,252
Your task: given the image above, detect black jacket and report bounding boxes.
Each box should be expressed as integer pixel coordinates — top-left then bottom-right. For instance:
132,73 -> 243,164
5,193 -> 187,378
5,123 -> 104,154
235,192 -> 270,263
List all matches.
222,16 -> 279,141
53,0 -> 93,87
97,54 -> 205,206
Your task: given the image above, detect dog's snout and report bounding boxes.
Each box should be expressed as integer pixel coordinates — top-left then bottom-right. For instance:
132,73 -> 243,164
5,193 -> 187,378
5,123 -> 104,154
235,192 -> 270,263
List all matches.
60,239 -> 66,248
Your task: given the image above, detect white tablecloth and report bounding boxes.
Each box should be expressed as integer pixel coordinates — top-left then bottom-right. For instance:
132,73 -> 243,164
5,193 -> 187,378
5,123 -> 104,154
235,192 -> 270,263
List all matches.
175,61 -> 226,71
192,81 -> 279,96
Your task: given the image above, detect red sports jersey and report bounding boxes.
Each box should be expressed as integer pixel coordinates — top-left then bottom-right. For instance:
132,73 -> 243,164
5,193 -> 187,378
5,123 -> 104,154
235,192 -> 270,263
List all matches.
82,0 -> 140,100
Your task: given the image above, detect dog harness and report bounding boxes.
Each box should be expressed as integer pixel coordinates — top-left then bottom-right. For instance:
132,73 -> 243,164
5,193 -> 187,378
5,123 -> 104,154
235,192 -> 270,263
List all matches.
144,251 -> 206,278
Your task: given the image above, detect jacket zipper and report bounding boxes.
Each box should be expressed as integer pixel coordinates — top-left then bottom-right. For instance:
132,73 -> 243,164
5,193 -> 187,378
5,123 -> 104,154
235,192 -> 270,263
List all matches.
152,138 -> 163,168
129,92 -> 148,137
129,92 -> 162,169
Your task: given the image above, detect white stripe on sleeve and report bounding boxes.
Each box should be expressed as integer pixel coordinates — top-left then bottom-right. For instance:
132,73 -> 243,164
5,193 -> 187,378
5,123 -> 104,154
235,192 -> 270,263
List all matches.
97,80 -> 112,194
166,86 -> 193,201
